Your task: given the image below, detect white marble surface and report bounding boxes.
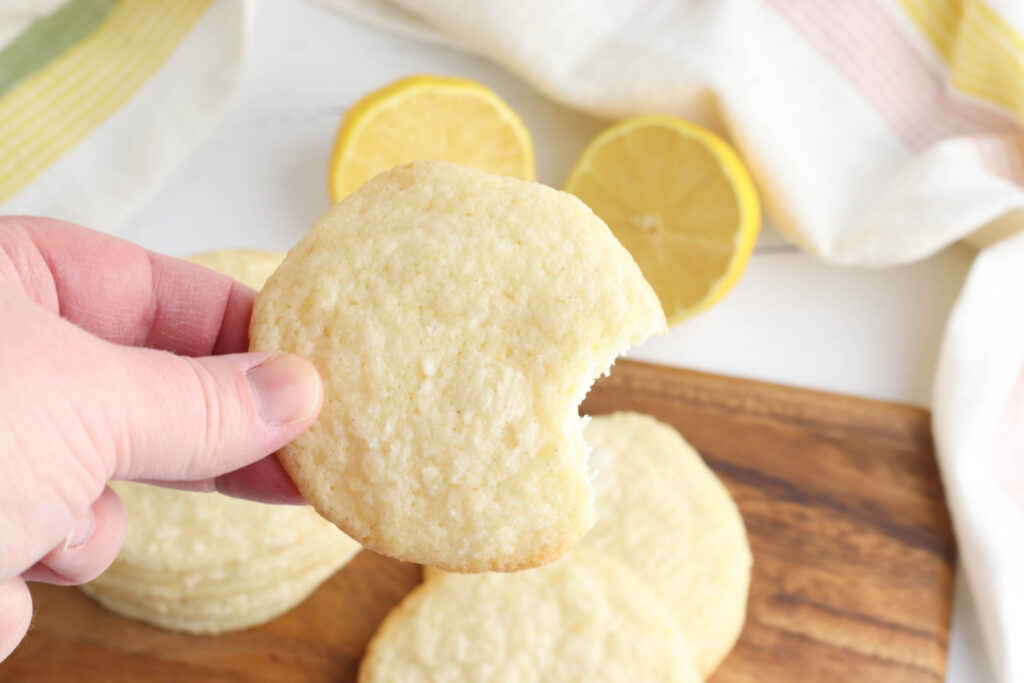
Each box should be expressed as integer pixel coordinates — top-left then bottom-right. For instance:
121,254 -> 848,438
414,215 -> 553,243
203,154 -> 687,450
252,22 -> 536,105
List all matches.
117,1 -> 991,679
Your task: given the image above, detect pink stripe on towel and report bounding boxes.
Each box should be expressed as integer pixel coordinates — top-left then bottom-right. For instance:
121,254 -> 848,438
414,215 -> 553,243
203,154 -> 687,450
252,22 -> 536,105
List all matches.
764,0 -> 1021,152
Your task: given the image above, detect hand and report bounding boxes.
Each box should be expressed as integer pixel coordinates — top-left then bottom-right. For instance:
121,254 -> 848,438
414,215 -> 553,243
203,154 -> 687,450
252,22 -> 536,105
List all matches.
0,217 -> 322,660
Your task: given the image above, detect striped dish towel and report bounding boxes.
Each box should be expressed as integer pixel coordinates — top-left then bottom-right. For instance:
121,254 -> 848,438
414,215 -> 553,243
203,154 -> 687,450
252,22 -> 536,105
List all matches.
0,0 -> 247,231
316,0 -> 1024,679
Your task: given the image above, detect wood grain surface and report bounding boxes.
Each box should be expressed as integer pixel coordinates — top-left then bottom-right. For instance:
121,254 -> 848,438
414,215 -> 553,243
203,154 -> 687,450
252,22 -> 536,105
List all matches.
2,360 -> 956,682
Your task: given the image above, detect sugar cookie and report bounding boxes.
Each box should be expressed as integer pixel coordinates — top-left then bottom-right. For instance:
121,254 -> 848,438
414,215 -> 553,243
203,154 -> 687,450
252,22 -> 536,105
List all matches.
250,161 -> 664,571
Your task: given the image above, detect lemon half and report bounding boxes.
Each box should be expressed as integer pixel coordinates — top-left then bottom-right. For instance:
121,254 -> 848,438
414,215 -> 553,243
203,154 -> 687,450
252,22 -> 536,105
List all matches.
329,75 -> 535,202
565,115 -> 760,324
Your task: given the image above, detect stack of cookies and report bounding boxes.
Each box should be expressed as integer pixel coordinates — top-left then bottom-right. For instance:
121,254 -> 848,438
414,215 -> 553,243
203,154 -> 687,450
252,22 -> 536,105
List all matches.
80,251 -> 362,635
80,481 -> 361,634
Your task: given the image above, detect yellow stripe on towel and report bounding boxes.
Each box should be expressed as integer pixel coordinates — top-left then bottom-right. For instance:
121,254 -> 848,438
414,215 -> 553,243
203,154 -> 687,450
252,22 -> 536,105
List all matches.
0,0 -> 213,202
949,1 -> 1024,121
898,0 -> 961,62
899,0 -> 1024,122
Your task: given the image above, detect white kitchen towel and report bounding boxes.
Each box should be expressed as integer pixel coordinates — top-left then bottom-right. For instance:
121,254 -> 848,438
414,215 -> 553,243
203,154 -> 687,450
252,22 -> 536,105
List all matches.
935,229 -> 1024,683
317,0 -> 1024,679
0,0 -> 248,232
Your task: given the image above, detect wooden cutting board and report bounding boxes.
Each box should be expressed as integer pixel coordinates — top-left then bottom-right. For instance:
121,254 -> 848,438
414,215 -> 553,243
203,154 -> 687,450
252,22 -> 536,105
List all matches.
3,360 -> 956,682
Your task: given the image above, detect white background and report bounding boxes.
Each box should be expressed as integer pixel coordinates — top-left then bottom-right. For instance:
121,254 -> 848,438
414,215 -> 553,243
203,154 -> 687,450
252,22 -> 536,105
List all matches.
117,1 -> 991,679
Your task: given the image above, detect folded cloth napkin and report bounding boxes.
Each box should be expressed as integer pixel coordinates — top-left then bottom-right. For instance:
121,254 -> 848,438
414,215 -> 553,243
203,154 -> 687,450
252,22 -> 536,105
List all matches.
315,0 -> 1024,679
0,0 -> 247,231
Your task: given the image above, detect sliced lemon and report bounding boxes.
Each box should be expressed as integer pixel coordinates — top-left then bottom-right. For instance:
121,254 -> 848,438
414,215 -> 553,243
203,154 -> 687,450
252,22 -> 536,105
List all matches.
329,75 -> 535,202
564,115 -> 760,325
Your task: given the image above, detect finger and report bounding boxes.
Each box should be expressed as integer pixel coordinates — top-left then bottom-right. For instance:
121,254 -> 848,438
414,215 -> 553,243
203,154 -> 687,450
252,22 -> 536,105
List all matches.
0,216 -> 255,355
23,486 -> 125,586
135,456 -> 307,505
216,456 -> 307,505
0,578 -> 31,662
107,349 -> 322,482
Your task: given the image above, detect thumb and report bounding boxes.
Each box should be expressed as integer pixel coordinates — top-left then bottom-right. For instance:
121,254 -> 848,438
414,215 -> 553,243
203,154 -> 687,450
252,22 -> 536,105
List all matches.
104,348 -> 322,482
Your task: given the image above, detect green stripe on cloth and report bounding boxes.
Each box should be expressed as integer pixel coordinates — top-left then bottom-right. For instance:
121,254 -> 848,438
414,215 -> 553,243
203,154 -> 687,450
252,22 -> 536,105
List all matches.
0,0 -> 118,98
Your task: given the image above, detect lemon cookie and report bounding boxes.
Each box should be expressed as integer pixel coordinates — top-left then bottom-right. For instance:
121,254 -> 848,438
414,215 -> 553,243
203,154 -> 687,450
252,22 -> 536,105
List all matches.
360,546 -> 700,682
250,161 -> 665,572
584,412 -> 752,675
80,549 -> 342,634
95,480 -> 358,583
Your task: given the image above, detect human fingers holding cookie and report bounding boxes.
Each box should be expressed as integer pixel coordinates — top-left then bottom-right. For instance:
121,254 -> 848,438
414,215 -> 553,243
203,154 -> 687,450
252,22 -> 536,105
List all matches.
0,216 -> 323,660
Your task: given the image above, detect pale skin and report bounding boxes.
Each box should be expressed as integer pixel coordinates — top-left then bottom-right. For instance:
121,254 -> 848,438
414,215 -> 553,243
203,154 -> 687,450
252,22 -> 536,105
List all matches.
0,216 -> 324,661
